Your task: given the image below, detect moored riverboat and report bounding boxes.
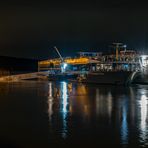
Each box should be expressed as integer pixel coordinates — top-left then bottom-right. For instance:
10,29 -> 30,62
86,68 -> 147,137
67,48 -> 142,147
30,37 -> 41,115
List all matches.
39,44 -> 148,85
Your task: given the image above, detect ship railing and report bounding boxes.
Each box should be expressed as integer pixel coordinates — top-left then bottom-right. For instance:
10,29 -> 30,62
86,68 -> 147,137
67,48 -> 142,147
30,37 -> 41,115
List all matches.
89,68 -> 141,72
63,71 -> 89,74
96,61 -> 140,64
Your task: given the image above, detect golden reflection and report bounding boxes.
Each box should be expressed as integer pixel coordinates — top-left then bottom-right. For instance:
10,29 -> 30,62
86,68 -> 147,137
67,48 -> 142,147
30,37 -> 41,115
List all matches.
48,82 -> 53,121
76,84 -> 90,118
77,84 -> 87,95
69,105 -> 73,114
95,89 -> 113,119
67,84 -> 90,120
53,87 -> 61,98
67,83 -> 73,94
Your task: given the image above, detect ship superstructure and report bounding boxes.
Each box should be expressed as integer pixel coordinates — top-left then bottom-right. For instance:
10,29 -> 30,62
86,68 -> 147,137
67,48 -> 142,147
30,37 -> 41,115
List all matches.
38,44 -> 148,85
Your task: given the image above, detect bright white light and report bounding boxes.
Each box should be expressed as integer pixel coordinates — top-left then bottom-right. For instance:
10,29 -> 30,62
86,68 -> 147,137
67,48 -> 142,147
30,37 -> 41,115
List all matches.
140,95 -> 148,131
49,82 -> 52,98
123,44 -> 127,49
63,63 -> 68,70
139,94 -> 148,144
62,82 -> 68,113
141,55 -> 147,60
48,82 -> 53,121
61,82 -> 68,139
140,55 -> 148,67
61,63 -> 68,73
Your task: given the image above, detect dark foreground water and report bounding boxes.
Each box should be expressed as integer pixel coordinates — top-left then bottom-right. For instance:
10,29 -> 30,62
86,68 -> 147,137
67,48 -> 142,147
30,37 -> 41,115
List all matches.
0,81 -> 148,148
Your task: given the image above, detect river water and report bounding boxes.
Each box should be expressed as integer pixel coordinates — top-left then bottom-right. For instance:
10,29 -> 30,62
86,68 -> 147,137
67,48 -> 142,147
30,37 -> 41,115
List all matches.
0,81 -> 148,148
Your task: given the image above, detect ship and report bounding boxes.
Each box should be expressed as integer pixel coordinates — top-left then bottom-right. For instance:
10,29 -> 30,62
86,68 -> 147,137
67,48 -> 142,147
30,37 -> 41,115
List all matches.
39,44 -> 148,85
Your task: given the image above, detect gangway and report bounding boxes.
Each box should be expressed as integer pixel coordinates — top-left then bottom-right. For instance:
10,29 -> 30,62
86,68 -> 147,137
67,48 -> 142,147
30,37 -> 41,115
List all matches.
0,71 -> 49,82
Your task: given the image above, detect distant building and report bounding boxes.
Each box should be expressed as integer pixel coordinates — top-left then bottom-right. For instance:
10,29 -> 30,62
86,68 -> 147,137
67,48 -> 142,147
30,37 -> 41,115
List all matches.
0,56 -> 38,77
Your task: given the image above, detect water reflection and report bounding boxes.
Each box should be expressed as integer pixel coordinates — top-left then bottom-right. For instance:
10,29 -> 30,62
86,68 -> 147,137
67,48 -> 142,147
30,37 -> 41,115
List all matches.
139,93 -> 148,146
120,99 -> 128,145
1,81 -> 148,147
48,82 -> 53,121
75,84 -> 90,120
46,82 -> 148,147
61,82 -> 68,139
47,82 -> 69,139
95,89 -> 113,120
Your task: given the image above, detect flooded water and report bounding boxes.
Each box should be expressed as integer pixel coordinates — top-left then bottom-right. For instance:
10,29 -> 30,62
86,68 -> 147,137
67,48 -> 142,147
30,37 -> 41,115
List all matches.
0,81 -> 148,148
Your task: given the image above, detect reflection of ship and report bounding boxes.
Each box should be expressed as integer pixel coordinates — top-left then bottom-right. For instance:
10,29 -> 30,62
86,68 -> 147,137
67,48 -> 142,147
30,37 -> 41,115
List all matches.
40,44 -> 148,85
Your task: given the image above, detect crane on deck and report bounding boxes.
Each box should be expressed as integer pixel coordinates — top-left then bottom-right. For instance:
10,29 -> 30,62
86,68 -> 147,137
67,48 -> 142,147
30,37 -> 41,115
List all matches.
53,46 -> 67,72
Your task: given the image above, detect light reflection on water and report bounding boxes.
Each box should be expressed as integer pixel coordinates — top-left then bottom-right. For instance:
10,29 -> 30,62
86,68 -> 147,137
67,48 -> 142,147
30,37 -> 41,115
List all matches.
47,82 -> 69,139
120,98 -> 128,145
48,82 -> 53,121
139,93 -> 148,146
2,81 -> 147,147
95,89 -> 113,120
46,82 -> 148,147
61,82 -> 68,139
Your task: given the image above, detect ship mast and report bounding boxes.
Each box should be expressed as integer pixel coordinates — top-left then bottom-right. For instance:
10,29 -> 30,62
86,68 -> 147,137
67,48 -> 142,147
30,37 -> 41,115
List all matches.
112,43 -> 123,61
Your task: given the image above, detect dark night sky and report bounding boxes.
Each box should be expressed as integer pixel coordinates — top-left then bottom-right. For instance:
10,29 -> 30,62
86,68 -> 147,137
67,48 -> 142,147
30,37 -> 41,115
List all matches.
0,0 -> 148,59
